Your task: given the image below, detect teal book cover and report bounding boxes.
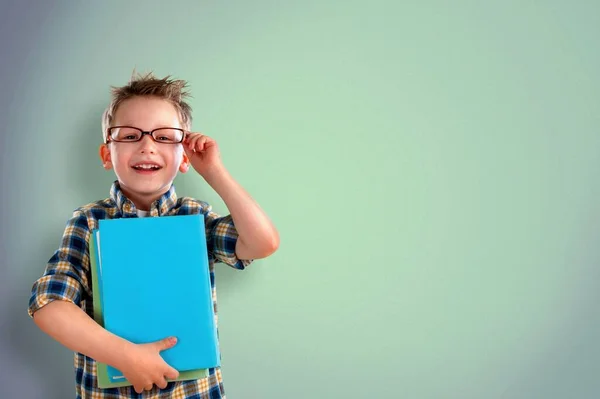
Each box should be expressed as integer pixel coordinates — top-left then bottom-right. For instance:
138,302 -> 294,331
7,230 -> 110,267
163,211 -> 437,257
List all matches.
89,230 -> 209,388
92,214 -> 220,386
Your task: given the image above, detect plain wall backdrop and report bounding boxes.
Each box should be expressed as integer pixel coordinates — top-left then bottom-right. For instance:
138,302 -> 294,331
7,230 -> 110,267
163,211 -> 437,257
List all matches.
1,1 -> 599,398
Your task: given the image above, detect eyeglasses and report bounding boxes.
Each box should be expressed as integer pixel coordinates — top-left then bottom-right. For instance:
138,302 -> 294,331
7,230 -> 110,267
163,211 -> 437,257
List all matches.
106,126 -> 185,144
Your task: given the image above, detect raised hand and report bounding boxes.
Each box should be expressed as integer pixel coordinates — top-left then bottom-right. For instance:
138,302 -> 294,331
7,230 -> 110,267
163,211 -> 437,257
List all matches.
183,132 -> 222,177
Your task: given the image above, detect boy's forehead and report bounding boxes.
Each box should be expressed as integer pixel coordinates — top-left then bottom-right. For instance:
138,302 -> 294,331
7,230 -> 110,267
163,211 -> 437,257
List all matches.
113,96 -> 182,128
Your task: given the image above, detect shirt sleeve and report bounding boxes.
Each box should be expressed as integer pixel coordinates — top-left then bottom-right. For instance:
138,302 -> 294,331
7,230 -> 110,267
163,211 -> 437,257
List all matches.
204,208 -> 253,270
27,210 -> 91,318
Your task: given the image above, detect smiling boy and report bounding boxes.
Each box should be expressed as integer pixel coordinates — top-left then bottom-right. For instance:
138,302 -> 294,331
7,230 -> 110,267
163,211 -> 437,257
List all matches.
27,72 -> 279,398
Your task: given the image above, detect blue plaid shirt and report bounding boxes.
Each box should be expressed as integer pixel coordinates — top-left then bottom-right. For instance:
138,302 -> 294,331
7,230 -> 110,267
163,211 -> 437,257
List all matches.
28,181 -> 252,398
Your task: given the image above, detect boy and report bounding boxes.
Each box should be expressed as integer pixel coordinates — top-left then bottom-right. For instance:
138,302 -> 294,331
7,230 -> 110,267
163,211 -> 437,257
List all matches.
27,72 -> 279,398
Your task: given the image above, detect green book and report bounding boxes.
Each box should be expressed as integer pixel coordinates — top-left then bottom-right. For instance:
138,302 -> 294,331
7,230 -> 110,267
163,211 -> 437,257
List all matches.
89,231 -> 209,389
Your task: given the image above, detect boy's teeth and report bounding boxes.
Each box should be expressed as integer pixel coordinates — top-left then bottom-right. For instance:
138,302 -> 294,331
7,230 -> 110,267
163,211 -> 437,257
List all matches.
134,164 -> 160,170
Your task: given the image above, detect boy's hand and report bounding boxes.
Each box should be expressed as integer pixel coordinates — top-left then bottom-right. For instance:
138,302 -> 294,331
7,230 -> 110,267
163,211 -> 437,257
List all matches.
119,336 -> 180,393
183,132 -> 223,177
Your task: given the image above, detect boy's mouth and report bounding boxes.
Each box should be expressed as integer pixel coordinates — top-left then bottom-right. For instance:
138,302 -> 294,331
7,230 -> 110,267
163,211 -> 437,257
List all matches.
131,162 -> 163,173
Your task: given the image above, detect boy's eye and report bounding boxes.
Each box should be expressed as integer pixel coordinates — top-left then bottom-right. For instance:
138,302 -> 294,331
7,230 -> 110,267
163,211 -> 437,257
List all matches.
153,128 -> 182,143
124,135 -> 138,140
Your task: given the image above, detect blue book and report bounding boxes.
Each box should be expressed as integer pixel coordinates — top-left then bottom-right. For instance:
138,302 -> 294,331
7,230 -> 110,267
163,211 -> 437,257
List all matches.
94,214 -> 220,384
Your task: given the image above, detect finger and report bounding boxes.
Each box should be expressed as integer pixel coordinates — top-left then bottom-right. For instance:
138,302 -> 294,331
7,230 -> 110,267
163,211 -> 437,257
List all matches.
154,336 -> 178,351
145,383 -> 154,391
183,141 -> 195,157
190,134 -> 203,151
134,384 -> 144,394
196,136 -> 208,152
203,138 -> 217,151
164,365 -> 179,380
183,133 -> 195,148
184,131 -> 198,140
156,376 -> 169,389
184,131 -> 201,139
184,132 -> 198,142
185,134 -> 197,151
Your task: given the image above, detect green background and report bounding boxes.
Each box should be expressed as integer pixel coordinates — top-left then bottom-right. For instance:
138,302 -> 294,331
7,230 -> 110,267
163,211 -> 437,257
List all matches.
3,1 -> 600,398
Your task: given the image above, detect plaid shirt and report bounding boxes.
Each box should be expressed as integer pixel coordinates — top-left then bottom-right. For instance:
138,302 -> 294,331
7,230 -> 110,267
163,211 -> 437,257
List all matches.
28,181 -> 252,399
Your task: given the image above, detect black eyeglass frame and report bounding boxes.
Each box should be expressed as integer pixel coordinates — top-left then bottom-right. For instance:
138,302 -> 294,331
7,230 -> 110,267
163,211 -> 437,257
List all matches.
105,126 -> 186,144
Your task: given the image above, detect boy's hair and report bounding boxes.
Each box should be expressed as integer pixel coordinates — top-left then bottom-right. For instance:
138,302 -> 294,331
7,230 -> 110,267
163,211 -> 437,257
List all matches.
101,71 -> 193,142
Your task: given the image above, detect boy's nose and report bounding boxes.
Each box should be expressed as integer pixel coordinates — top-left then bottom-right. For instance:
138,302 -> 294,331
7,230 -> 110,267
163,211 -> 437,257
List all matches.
139,134 -> 157,153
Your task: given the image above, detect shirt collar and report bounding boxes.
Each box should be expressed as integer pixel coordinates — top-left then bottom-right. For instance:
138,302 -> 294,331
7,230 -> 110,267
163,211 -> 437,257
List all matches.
109,180 -> 178,217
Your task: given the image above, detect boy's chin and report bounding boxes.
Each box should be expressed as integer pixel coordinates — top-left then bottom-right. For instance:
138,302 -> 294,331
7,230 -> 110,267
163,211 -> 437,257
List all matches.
119,178 -> 173,195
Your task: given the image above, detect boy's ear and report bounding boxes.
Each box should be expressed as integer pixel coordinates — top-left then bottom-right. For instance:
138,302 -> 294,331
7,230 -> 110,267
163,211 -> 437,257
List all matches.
179,152 -> 190,173
99,144 -> 113,170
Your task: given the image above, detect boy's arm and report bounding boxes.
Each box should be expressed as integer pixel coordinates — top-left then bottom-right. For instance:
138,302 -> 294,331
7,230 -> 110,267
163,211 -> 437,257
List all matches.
28,211 -> 130,364
33,301 -> 179,392
202,164 -> 280,261
28,211 -> 179,392
33,300 -> 133,367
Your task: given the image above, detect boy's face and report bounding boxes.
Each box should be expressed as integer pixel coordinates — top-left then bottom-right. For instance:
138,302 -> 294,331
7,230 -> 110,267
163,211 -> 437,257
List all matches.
99,96 -> 190,205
